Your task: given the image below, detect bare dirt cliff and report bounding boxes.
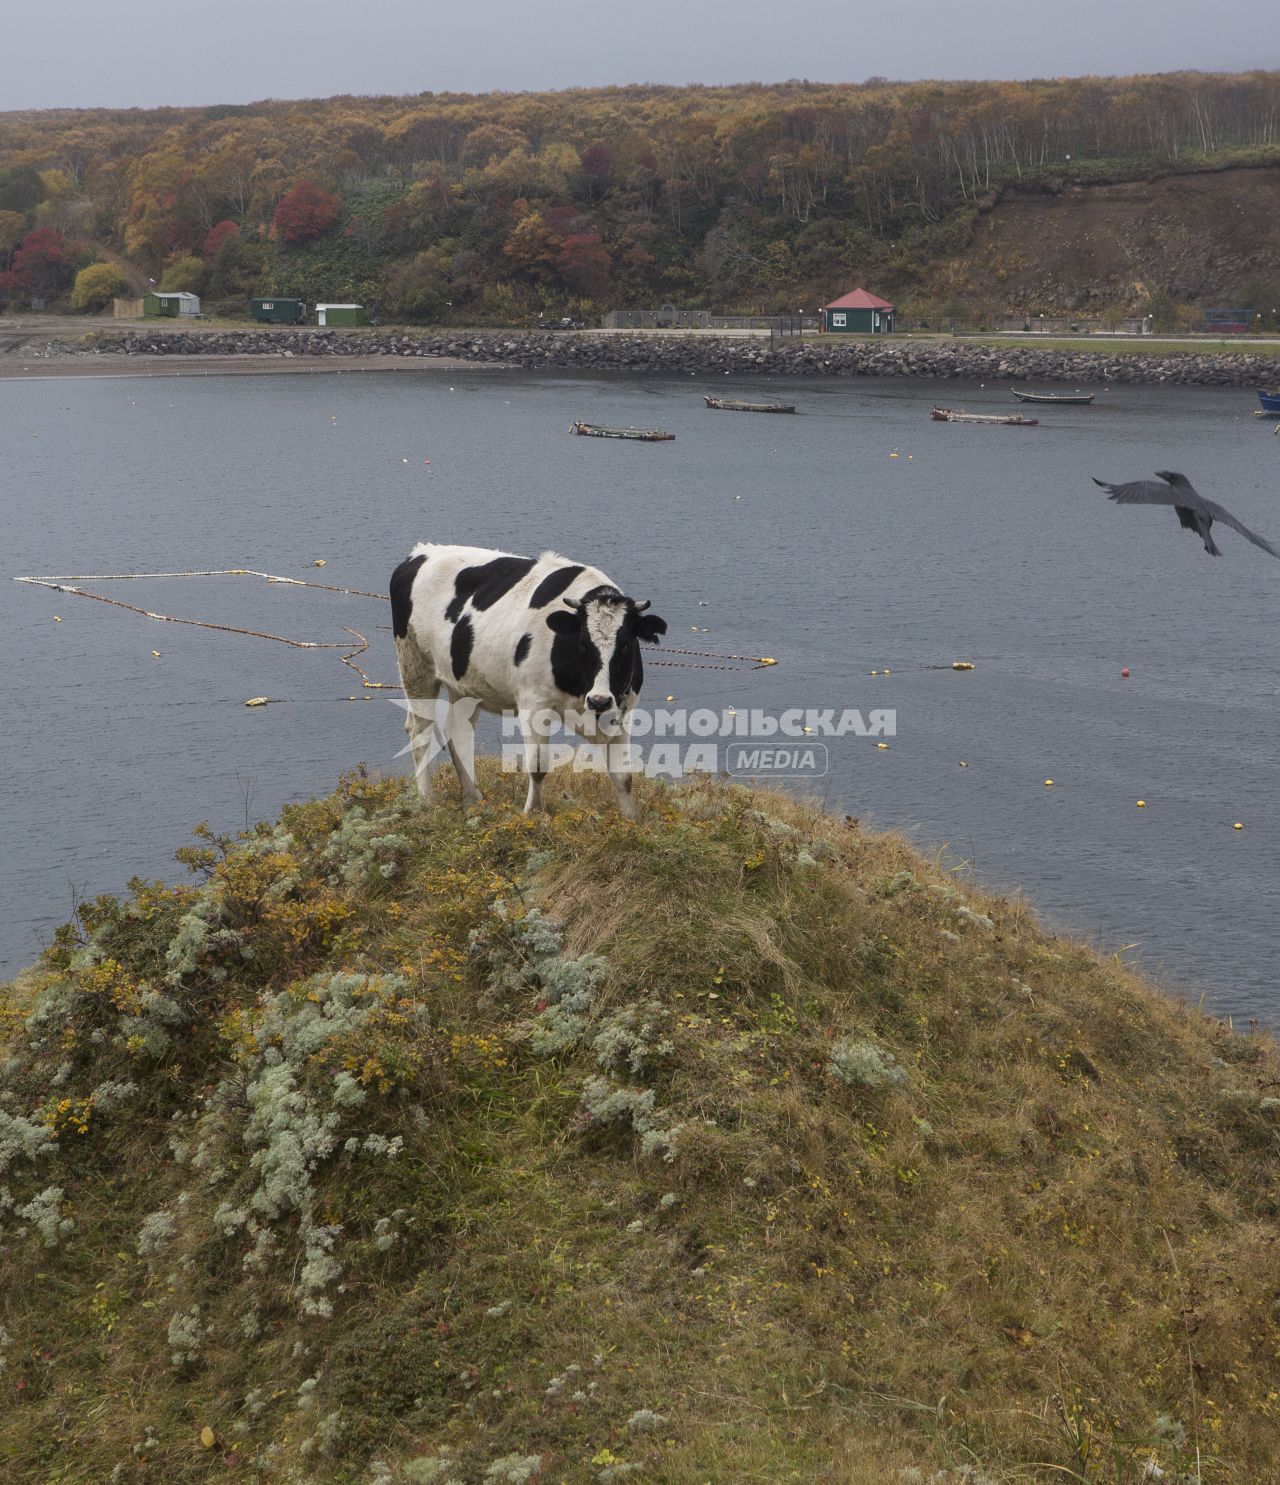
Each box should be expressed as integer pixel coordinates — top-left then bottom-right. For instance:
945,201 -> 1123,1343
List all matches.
938,166 -> 1280,314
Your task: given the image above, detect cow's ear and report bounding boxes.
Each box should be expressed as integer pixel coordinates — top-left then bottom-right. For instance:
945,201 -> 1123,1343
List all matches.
545,610 -> 579,635
634,612 -> 667,642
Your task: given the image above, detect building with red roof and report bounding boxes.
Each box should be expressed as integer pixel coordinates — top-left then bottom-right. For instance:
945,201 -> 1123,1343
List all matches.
820,289 -> 895,334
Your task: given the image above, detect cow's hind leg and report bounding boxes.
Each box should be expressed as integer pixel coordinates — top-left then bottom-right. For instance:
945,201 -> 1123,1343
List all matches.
439,684 -> 483,806
395,636 -> 440,803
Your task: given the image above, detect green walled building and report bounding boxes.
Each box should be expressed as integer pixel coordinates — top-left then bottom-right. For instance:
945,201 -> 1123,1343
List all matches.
252,297 -> 308,324
315,303 -> 367,327
820,289 -> 894,334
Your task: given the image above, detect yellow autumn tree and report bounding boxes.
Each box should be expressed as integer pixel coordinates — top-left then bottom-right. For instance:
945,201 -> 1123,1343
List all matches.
70,261 -> 127,311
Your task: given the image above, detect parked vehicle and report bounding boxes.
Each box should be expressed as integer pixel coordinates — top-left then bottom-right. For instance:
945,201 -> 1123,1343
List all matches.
539,316 -> 587,330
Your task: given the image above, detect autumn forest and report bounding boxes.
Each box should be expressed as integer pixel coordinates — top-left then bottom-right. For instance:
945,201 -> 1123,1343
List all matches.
1,71 -> 1279,323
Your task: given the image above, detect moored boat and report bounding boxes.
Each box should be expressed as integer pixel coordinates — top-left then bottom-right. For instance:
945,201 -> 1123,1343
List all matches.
1011,388 -> 1096,405
1257,388 -> 1280,416
571,421 -> 675,441
703,394 -> 797,413
931,407 -> 1039,426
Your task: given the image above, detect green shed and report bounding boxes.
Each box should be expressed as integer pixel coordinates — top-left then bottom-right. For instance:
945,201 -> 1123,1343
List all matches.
143,291 -> 201,318
820,289 -> 894,334
252,297 -> 308,324
315,303 -> 366,327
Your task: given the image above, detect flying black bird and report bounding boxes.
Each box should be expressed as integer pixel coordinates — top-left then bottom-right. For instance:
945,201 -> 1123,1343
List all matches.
1093,471 -> 1280,558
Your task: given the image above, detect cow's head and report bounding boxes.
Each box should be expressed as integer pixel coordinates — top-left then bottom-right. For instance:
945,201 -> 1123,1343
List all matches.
545,585 -> 667,716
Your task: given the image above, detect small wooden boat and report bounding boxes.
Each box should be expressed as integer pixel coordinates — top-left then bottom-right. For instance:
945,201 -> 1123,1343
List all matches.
1011,388 -> 1095,406
704,394 -> 796,413
931,407 -> 1038,426
571,421 -> 674,441
1257,389 -> 1280,416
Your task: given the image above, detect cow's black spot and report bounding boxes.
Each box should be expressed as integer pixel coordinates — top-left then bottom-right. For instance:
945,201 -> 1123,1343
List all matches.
546,611 -> 596,697
610,634 -> 640,700
389,553 -> 427,639
528,563 -> 585,609
445,556 -> 535,622
450,615 -> 474,680
513,633 -> 532,665
606,609 -> 664,701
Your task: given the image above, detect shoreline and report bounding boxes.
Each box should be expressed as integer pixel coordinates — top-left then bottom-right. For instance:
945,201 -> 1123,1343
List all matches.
3,326 -> 1279,387
0,352 -> 507,381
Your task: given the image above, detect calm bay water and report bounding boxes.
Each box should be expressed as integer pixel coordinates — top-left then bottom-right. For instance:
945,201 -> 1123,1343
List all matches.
2,366 -> 1277,1021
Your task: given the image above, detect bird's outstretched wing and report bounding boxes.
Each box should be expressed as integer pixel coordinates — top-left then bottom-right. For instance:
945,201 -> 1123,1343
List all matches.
1092,476 -> 1184,505
1193,495 -> 1280,558
1092,476 -> 1280,558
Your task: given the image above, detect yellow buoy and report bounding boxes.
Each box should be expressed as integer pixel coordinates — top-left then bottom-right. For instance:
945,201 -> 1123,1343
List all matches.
313,559 -> 326,567
53,614 -> 62,622
245,696 -> 270,707
151,650 -> 161,657
1044,779 -> 1054,787
1233,821 -> 1244,830
758,657 -> 777,666
666,695 -> 675,702
1136,800 -> 1146,808
951,661 -> 975,671
877,742 -> 889,750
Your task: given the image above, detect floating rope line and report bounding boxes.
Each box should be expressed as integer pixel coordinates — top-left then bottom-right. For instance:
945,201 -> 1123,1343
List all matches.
652,646 -> 778,671
13,569 -> 780,683
16,567 -> 389,599
15,569 -> 400,686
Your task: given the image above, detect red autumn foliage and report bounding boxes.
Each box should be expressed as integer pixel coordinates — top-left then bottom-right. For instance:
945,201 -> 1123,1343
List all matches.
558,232 -> 611,297
0,227 -> 78,298
202,219 -> 240,259
272,182 -> 340,245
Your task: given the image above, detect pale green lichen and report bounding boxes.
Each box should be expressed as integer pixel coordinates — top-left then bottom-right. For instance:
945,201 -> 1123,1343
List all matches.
830,1038 -> 908,1091
14,1185 -> 72,1247
166,1305 -> 204,1367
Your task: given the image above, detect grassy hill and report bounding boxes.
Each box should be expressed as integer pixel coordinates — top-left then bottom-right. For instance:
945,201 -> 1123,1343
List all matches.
2,765 -> 1278,1484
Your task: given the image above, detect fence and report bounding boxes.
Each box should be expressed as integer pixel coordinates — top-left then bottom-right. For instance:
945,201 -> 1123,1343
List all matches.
602,307 -> 820,333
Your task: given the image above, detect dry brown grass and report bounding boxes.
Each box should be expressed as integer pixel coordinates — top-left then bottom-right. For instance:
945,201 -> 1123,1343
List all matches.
1,765 -> 1277,1484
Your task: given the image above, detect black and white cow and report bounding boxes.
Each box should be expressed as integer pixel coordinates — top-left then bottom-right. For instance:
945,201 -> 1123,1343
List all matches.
390,544 -> 667,816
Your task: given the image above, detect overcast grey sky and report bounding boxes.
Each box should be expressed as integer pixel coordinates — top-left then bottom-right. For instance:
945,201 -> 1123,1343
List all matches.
2,0 -> 1274,111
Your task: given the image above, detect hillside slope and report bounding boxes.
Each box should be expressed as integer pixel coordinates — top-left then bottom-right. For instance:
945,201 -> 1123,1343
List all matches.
2,766 -> 1278,1484
3,73 -> 1280,321
943,166 -> 1280,315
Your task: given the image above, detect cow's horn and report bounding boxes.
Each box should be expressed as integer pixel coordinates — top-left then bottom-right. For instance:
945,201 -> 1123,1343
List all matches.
632,598 -> 651,612
563,596 -> 584,610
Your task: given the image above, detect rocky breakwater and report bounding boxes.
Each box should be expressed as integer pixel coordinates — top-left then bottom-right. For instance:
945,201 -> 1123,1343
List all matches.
81,327 -> 1279,387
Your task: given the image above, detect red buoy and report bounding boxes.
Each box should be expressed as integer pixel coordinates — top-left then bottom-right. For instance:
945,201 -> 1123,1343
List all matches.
1121,667 -> 1130,678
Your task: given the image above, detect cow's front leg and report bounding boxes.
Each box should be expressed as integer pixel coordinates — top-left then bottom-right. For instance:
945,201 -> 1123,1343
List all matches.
606,711 -> 640,820
518,707 -> 551,815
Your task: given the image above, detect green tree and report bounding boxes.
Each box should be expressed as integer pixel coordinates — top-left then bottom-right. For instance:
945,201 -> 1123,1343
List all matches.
0,164 -> 45,213
0,209 -> 25,268
158,254 -> 208,293
384,249 -> 451,322
71,261 -> 127,311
